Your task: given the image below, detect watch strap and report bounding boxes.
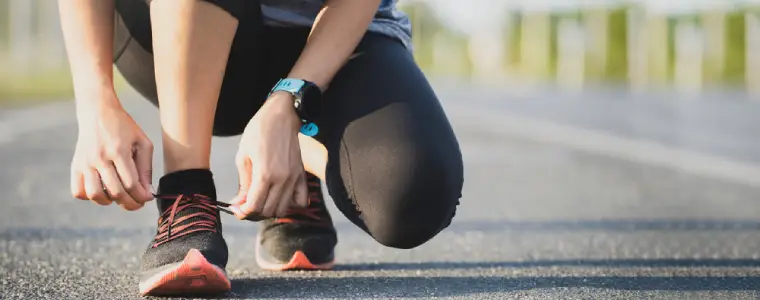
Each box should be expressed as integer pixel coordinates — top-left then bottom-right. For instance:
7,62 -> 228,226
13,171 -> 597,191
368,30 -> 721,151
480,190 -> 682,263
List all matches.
269,78 -> 319,137
268,78 -> 306,97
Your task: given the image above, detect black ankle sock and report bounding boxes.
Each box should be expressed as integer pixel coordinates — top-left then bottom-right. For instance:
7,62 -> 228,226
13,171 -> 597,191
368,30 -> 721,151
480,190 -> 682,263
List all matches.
157,169 -> 217,210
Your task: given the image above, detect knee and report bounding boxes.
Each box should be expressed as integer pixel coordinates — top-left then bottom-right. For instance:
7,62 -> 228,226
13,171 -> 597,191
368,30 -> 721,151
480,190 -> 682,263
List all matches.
366,204 -> 457,249
359,152 -> 462,249
334,120 -> 464,249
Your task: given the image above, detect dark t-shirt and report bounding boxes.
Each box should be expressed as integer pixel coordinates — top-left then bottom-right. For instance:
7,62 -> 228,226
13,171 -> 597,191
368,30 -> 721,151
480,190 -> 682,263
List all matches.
260,0 -> 413,51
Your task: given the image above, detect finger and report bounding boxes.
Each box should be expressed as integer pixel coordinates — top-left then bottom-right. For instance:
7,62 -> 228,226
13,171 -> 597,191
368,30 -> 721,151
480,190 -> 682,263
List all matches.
264,178 -> 298,217
71,169 -> 88,200
260,183 -> 283,218
294,172 -> 309,208
98,162 -> 142,211
240,175 -> 269,219
113,155 -> 150,205
231,153 -> 252,205
275,175 -> 299,217
134,137 -> 154,200
261,170 -> 292,218
83,168 -> 110,206
274,181 -> 296,217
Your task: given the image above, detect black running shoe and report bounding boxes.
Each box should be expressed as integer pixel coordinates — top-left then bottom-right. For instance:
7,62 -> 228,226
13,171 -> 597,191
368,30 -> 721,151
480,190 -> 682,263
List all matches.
139,193 -> 230,296
255,172 -> 337,270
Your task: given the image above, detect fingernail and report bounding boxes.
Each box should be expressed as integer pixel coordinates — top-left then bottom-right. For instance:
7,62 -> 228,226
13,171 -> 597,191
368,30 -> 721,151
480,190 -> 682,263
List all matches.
230,206 -> 243,216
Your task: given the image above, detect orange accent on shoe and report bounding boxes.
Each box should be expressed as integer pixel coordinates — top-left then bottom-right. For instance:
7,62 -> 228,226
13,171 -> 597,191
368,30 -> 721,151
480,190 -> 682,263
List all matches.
257,250 -> 335,271
139,249 -> 231,296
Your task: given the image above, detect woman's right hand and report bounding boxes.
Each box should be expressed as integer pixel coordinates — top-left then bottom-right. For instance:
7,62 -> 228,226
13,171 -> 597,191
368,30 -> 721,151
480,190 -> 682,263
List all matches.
70,89 -> 154,210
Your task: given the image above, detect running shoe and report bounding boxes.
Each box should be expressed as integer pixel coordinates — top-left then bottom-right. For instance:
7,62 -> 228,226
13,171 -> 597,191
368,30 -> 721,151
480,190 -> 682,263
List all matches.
139,193 -> 230,296
255,172 -> 337,270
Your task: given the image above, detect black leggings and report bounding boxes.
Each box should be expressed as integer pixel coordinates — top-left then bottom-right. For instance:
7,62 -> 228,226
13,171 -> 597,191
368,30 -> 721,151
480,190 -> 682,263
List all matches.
113,0 -> 463,249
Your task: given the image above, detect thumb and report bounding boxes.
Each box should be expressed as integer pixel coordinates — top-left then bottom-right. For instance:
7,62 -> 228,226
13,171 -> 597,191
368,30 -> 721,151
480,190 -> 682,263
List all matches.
134,137 -> 154,199
230,152 -> 252,218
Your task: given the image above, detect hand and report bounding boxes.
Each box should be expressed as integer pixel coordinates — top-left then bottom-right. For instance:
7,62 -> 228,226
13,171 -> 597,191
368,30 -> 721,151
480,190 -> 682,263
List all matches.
70,89 -> 154,210
229,92 -> 309,219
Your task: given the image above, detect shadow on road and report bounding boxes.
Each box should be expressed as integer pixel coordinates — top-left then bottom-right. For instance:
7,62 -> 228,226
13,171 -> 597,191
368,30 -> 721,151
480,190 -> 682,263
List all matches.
228,275 -> 760,298
441,220 -> 760,232
339,258 -> 760,270
6,219 -> 760,240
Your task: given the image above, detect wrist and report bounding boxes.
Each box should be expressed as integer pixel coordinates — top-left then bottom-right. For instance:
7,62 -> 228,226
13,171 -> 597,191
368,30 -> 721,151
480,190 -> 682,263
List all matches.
264,92 -> 302,132
75,87 -> 122,123
72,70 -> 114,95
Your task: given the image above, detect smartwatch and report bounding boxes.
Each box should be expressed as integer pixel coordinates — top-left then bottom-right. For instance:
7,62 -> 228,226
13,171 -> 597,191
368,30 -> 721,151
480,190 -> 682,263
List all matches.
268,78 -> 323,137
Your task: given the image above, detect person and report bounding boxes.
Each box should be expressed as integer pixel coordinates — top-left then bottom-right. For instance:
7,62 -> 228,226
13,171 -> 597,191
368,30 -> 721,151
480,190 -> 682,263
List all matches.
59,0 -> 463,296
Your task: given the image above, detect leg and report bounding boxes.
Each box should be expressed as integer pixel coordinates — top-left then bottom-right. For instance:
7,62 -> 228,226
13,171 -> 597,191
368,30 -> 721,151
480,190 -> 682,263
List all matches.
113,0 -> 261,296
318,33 -> 464,249
149,0 -> 237,173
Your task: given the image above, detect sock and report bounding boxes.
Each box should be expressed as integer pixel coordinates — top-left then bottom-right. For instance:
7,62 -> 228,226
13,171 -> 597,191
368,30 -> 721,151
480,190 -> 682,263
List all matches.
157,169 -> 217,211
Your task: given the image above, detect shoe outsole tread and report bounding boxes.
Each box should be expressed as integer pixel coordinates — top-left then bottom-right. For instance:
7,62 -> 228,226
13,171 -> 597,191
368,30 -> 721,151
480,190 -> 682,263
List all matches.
139,248 -> 230,296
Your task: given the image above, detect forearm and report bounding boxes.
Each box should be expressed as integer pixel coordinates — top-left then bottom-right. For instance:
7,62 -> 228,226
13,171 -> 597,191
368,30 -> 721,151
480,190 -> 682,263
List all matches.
58,0 -> 118,108
287,0 -> 381,90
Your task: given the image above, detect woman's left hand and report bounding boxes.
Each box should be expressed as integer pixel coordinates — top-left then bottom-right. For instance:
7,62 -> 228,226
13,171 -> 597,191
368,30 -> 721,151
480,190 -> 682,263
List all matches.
229,91 -> 309,219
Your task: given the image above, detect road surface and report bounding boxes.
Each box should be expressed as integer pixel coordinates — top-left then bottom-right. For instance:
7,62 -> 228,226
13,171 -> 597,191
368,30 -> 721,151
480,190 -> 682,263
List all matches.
2,84 -> 760,299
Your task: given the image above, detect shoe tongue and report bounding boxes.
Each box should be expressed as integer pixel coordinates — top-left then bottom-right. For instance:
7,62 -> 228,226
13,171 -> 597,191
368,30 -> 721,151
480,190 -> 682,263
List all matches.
157,194 -> 215,213
156,169 -> 217,212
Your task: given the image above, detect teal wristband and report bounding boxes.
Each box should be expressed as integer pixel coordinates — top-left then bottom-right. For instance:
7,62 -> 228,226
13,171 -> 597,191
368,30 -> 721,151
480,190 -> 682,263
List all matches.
269,78 -> 319,137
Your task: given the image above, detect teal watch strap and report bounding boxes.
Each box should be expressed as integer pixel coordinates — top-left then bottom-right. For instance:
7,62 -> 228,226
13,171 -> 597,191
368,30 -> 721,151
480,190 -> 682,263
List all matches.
269,78 -> 319,137
269,78 -> 306,97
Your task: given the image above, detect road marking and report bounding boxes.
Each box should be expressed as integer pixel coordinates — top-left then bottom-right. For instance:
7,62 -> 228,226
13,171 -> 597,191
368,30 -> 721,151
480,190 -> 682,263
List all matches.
4,95 -> 760,188
448,103 -> 760,188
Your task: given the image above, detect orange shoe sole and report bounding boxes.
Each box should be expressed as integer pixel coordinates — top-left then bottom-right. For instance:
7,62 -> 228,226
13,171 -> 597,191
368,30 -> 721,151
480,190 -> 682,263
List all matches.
139,249 -> 231,296
255,235 -> 335,271
257,250 -> 335,271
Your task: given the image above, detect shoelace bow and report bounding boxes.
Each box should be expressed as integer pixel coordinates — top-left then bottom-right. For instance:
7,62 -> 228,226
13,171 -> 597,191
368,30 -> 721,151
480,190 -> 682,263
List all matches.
152,194 -> 221,248
151,193 -> 271,247
152,177 -> 326,246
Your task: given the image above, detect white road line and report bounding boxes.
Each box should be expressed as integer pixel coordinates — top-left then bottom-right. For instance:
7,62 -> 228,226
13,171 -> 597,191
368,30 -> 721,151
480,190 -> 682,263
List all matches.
448,103 -> 760,188
4,96 -> 760,189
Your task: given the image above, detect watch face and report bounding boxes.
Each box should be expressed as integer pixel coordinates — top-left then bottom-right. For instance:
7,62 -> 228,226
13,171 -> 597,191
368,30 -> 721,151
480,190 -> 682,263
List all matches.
299,83 -> 322,121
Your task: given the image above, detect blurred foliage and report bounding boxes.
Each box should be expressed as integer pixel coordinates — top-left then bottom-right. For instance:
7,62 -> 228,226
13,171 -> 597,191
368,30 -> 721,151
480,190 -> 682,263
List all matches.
725,12 -> 747,86
603,8 -> 629,82
400,2 -> 756,87
0,1 -> 8,48
0,71 -> 74,108
1,2 -> 759,106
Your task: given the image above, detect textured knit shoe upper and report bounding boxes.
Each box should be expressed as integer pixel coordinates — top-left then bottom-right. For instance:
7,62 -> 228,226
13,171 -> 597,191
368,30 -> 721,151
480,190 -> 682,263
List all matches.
141,194 -> 228,272
258,173 -> 337,264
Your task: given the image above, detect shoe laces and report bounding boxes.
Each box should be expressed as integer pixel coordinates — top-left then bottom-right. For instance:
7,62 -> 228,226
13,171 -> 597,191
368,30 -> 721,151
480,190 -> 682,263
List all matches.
274,174 -> 329,226
151,194 -> 221,248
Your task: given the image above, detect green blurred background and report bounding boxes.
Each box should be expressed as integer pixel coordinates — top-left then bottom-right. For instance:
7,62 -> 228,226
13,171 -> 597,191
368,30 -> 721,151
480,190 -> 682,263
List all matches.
2,0 -> 759,107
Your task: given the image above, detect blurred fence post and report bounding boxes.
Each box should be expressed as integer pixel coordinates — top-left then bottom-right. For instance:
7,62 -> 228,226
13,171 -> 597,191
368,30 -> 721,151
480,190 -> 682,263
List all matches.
38,1 -> 66,70
628,6 -> 649,91
585,8 -> 609,79
702,10 -> 726,82
519,10 -> 551,84
467,21 -> 507,84
747,12 -> 760,96
556,17 -> 586,91
8,0 -> 34,74
648,14 -> 669,87
673,20 -> 705,95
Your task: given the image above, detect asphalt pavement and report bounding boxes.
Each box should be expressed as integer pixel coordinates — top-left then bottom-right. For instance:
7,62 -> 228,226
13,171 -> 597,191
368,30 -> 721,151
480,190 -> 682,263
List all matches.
2,84 -> 760,299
